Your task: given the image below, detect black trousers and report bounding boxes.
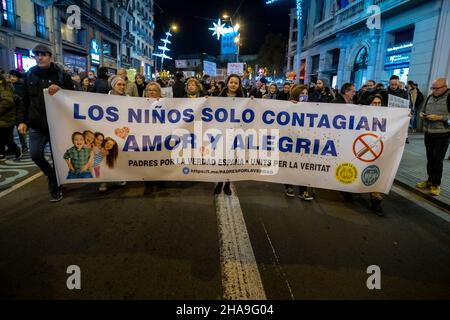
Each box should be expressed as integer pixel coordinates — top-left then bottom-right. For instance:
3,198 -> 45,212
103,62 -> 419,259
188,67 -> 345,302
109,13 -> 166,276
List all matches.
424,132 -> 450,186
0,126 -> 19,155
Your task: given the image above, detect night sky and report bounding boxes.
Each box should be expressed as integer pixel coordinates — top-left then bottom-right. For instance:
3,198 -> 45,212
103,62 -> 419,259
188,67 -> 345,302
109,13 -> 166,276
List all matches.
153,0 -> 293,57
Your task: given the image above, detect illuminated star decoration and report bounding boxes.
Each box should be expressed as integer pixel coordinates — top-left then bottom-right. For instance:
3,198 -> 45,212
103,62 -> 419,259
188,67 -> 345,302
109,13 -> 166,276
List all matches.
209,18 -> 226,40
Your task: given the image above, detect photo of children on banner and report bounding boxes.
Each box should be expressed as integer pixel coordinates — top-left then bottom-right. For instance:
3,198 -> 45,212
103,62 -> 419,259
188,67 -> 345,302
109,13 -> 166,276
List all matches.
64,131 -> 119,179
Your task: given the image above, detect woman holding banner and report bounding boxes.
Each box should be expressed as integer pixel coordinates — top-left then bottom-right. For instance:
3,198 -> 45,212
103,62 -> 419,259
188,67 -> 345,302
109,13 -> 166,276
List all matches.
214,74 -> 246,196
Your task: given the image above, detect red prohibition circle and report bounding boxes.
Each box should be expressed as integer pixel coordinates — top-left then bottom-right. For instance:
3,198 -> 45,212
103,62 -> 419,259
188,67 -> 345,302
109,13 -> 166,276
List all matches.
352,133 -> 384,163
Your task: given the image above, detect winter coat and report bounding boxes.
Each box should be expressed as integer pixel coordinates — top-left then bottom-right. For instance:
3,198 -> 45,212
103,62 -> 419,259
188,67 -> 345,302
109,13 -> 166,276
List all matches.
16,63 -> 75,132
172,80 -> 186,98
0,83 -> 15,128
309,87 -> 334,103
90,78 -> 110,94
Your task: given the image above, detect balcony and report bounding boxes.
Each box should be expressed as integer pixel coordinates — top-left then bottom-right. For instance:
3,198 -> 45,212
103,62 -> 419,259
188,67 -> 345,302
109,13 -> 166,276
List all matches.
0,9 -> 21,32
312,0 -> 411,42
55,0 -> 121,39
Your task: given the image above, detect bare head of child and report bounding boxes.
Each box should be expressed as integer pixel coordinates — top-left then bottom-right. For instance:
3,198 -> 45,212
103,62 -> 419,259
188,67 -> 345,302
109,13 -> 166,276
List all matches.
94,132 -> 104,148
72,132 -> 85,150
83,130 -> 95,148
102,137 -> 119,168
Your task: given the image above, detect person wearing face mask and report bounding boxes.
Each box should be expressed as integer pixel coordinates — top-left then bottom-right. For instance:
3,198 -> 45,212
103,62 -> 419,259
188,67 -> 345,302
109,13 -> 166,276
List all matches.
309,79 -> 334,103
87,71 -> 96,86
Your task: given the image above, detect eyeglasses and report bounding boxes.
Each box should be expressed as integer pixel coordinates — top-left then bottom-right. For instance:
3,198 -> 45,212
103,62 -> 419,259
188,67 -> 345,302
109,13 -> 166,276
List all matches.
431,86 -> 445,90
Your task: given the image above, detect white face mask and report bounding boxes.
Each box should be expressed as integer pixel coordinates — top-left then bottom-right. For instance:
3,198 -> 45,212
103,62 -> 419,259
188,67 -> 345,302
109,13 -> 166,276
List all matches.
299,94 -> 308,102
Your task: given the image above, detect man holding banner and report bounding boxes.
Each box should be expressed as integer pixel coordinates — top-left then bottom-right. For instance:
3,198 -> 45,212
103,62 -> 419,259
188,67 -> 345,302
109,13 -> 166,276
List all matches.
17,44 -> 75,202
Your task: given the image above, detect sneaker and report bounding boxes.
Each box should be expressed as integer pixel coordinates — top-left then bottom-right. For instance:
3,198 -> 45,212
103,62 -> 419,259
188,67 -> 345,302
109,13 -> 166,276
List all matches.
21,146 -> 29,153
285,187 -> 295,197
116,181 -> 127,187
416,181 -> 431,189
223,184 -> 232,196
0,155 -> 5,162
49,191 -> 63,202
99,183 -> 108,192
298,191 -> 314,201
429,185 -> 441,196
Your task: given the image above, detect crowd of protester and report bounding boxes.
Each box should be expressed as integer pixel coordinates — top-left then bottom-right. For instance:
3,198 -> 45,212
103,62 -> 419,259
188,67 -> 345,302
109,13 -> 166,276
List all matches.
1,44 -> 449,217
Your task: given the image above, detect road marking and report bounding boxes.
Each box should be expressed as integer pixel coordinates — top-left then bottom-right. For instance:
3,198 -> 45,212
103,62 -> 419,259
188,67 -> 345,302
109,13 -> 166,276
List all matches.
0,172 -> 43,199
260,219 -> 295,299
391,185 -> 450,222
215,183 -> 267,300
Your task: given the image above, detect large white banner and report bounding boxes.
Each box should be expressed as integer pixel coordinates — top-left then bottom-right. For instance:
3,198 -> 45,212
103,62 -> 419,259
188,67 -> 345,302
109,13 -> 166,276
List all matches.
44,91 -> 410,193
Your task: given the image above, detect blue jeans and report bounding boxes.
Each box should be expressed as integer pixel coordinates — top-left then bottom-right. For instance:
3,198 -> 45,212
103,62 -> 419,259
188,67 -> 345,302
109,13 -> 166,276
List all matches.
67,171 -> 93,179
28,128 -> 59,195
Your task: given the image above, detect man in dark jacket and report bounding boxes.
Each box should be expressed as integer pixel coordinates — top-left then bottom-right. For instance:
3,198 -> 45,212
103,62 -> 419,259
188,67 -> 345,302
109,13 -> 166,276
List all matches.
384,75 -> 409,103
276,82 -> 291,100
332,83 -> 356,104
17,44 -> 75,202
172,72 -> 185,97
309,79 -> 334,103
407,80 -> 424,132
89,66 -> 110,94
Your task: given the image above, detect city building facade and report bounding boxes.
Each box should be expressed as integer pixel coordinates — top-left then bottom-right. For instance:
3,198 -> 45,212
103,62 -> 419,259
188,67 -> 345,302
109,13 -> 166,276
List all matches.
286,0 -> 450,94
0,0 -> 154,78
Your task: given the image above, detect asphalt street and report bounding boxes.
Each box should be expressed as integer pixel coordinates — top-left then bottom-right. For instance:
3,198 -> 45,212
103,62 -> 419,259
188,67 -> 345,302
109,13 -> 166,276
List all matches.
0,176 -> 449,299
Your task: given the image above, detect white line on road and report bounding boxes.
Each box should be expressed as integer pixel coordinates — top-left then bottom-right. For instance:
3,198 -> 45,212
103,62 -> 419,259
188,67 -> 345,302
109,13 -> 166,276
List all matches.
260,219 -> 295,300
391,185 -> 450,222
0,172 -> 43,199
215,183 -> 267,300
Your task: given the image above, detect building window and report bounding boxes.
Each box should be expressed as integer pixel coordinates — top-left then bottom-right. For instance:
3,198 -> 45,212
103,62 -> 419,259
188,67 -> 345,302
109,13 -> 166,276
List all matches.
351,47 -> 368,88
34,4 -> 47,39
90,0 -> 97,10
394,27 -> 415,44
103,39 -> 116,58
331,48 -> 340,68
316,0 -> 325,23
110,8 -> 115,23
101,1 -> 107,16
1,0 -> 16,29
61,20 -> 86,47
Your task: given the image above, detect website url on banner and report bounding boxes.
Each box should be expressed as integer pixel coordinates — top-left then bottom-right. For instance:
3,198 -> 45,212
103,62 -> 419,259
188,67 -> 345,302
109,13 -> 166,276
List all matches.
190,168 -> 274,175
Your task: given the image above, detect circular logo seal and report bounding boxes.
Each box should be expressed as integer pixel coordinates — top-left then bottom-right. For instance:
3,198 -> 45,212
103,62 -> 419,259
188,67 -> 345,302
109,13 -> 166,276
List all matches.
361,165 -> 380,186
182,167 -> 190,175
335,163 -> 358,184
